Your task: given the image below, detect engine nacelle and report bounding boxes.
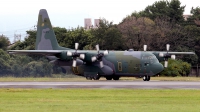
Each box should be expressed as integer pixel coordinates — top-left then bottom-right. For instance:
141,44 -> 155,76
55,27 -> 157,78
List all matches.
101,65 -> 113,75
59,51 -> 73,61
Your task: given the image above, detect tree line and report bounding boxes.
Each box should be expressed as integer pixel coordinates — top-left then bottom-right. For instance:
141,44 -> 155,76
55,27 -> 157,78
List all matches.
0,0 -> 200,77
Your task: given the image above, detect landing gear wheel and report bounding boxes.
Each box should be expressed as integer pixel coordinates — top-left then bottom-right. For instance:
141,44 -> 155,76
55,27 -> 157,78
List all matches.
86,77 -> 92,80
92,74 -> 100,80
106,76 -> 112,80
113,76 -> 120,80
143,75 -> 150,81
93,77 -> 100,80
147,76 -> 150,81
93,76 -> 100,80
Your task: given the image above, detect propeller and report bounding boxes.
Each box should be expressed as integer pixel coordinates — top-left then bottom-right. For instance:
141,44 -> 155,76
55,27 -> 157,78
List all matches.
164,44 -> 170,67
67,43 -> 85,67
159,44 -> 176,68
144,45 -> 147,51
91,44 -> 109,68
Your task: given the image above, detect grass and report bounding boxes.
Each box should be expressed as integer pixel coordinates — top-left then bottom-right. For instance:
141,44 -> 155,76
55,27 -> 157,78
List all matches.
0,76 -> 200,81
0,89 -> 200,112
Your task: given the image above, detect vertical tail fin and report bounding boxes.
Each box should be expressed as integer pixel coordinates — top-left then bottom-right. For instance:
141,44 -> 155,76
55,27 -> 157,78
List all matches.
35,9 -> 60,50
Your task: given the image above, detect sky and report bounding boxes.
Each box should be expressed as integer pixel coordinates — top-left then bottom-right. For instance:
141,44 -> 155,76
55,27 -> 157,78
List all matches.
0,0 -> 199,43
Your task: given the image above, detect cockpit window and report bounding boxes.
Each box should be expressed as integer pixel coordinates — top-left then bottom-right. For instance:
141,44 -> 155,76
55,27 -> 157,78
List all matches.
142,56 -> 154,60
142,55 -> 159,63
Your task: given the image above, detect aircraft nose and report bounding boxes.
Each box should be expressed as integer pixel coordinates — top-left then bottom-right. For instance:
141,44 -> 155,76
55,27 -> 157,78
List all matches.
151,63 -> 164,75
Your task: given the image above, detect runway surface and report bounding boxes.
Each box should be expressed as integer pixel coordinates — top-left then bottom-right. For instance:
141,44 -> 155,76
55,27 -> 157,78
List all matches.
0,81 -> 200,89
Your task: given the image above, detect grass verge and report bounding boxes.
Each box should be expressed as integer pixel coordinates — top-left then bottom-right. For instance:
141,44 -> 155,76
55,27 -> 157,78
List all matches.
0,89 -> 200,112
0,76 -> 200,82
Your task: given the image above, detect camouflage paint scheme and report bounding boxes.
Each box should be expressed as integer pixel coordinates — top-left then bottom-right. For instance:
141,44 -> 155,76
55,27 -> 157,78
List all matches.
8,9 -> 195,81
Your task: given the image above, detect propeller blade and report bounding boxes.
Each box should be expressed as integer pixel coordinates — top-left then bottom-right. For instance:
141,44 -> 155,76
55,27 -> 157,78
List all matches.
79,54 -> 85,60
67,51 -> 72,56
72,60 -> 77,67
91,56 -> 97,62
171,55 -> 176,60
164,61 -> 168,68
75,43 -> 79,50
166,44 -> 170,51
104,50 -> 109,55
100,61 -> 104,68
144,45 -> 147,51
96,44 -> 100,53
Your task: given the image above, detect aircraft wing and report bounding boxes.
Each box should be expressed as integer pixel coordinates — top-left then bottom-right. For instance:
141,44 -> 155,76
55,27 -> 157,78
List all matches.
7,50 -> 62,56
151,51 -> 195,63
152,52 -> 195,55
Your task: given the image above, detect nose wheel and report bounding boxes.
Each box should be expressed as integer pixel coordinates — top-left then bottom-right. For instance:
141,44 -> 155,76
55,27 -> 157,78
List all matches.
143,75 -> 150,81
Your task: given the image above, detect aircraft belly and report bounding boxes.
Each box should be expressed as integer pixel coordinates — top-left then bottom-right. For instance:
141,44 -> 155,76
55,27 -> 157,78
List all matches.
114,72 -> 154,77
76,64 -> 104,75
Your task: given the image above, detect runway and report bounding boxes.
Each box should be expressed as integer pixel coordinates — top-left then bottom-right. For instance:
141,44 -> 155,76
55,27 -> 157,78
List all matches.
0,81 -> 200,89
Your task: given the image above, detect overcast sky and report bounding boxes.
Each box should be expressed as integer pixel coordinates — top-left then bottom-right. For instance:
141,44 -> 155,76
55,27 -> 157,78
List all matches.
0,0 -> 199,42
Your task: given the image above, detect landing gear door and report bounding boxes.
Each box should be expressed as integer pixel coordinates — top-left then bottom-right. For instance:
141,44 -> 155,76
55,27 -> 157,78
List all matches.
72,67 -> 79,74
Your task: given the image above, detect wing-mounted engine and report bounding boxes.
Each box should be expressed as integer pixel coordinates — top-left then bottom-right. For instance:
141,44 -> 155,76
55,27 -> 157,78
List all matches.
149,44 -> 194,68
158,44 -> 176,67
143,44 -> 176,68
91,44 -> 109,68
59,43 -> 85,67
90,44 -> 113,75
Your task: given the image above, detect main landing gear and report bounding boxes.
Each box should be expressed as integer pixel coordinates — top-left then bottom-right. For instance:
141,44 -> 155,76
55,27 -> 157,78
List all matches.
143,75 -> 150,81
86,74 -> 100,80
105,76 -> 120,80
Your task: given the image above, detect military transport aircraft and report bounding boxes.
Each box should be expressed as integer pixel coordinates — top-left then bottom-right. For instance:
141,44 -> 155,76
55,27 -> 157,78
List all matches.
8,9 -> 195,81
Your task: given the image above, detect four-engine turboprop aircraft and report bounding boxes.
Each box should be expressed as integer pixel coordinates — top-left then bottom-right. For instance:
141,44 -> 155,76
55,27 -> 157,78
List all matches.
8,9 -> 195,81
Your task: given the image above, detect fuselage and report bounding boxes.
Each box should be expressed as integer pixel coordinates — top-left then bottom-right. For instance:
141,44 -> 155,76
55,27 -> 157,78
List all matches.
48,50 -> 164,78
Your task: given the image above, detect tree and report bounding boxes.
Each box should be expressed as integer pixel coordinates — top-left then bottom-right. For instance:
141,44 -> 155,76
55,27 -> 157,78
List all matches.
132,0 -> 185,24
160,59 -> 191,76
118,16 -> 155,50
190,7 -> 200,26
179,25 -> 200,64
90,19 -> 124,50
0,49 -> 12,75
23,60 -> 52,77
63,27 -> 92,49
9,30 -> 36,50
0,35 -> 10,51
181,7 -> 200,64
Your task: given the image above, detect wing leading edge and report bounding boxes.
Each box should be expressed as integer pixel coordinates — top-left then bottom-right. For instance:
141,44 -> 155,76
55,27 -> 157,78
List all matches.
8,50 -> 62,56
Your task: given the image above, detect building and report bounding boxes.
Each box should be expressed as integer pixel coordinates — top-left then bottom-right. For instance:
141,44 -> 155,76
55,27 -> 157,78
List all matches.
183,15 -> 191,20
84,18 -> 100,29
94,19 -> 100,28
84,18 -> 92,30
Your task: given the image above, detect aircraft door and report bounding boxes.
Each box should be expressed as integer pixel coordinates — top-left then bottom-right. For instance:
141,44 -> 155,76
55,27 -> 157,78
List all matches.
142,55 -> 153,74
118,62 -> 122,71
117,61 -> 128,73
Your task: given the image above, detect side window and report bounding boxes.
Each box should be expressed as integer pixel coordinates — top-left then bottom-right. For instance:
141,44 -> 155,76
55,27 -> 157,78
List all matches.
118,62 -> 122,71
